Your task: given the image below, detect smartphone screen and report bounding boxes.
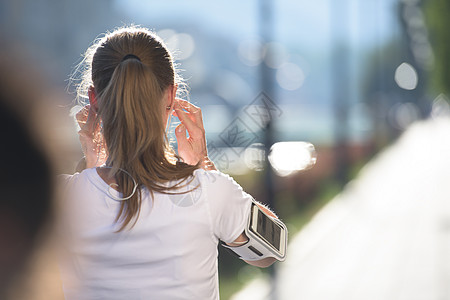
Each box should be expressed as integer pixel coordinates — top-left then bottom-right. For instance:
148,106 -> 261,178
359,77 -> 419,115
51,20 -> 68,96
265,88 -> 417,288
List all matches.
250,205 -> 282,251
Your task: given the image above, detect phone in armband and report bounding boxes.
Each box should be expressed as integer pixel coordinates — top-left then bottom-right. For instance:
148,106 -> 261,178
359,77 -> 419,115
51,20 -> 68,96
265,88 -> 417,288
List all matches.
222,201 -> 288,262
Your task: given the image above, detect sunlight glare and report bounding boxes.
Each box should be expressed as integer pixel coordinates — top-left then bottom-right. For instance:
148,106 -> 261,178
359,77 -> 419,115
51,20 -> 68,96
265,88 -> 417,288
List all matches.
268,142 -> 317,177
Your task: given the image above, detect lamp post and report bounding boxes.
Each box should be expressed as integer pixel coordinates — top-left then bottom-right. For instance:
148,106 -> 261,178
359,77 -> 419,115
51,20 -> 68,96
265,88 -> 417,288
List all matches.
331,0 -> 351,186
259,0 -> 277,299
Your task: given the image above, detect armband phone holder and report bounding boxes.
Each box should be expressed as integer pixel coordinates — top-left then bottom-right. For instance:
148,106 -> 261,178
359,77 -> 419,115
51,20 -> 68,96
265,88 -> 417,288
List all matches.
222,201 -> 288,261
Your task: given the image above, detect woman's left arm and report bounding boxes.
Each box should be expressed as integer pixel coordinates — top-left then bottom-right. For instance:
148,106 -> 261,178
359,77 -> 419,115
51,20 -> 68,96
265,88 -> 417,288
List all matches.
75,105 -> 107,170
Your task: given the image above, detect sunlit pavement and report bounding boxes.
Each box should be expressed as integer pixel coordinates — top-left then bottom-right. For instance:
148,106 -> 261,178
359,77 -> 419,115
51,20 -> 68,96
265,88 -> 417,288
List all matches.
231,116 -> 450,300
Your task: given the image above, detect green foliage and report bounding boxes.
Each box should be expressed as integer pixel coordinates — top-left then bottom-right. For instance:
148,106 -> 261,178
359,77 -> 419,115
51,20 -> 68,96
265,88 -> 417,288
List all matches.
425,0 -> 450,96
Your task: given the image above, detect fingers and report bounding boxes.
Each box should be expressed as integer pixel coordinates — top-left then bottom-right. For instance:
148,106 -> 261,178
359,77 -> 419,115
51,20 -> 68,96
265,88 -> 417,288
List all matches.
174,102 -> 199,135
78,129 -> 92,139
175,98 -> 199,111
172,100 -> 209,166
84,104 -> 98,133
175,98 -> 203,125
75,104 -> 108,168
76,105 -> 89,127
76,104 -> 99,138
174,123 -> 191,160
174,124 -> 187,144
173,100 -> 205,139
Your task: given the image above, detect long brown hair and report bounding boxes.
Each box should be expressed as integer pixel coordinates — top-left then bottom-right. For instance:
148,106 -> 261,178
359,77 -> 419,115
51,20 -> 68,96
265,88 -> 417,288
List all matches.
76,26 -> 198,231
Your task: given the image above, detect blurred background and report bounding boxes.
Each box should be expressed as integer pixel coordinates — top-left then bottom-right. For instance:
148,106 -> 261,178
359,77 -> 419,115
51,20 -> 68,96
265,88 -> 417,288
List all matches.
1,0 -> 450,299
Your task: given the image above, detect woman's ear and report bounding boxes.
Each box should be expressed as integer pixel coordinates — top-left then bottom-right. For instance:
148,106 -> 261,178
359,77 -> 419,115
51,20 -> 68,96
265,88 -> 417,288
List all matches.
167,84 -> 177,108
88,86 -> 98,112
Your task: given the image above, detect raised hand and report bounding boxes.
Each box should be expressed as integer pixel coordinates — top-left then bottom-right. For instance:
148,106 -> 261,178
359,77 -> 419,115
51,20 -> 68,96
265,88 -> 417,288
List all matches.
173,99 -> 216,170
75,104 -> 107,169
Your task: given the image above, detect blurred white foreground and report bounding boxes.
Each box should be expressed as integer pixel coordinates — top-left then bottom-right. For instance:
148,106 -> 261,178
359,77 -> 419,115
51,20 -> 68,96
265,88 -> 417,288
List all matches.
232,116 -> 450,300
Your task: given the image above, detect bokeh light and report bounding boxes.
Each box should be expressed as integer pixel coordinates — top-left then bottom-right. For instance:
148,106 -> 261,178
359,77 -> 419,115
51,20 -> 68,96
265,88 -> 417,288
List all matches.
276,62 -> 305,91
244,143 -> 265,171
212,70 -> 252,106
263,42 -> 289,69
237,39 -> 264,67
431,94 -> 450,119
268,142 -> 317,177
394,62 -> 418,90
157,29 -> 195,61
388,102 -> 420,130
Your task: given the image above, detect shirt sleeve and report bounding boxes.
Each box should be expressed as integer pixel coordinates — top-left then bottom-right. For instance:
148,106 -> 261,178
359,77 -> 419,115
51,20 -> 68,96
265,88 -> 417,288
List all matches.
202,170 -> 253,244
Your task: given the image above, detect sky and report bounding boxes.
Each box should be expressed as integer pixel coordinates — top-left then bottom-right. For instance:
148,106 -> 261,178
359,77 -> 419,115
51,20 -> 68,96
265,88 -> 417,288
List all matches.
112,0 -> 400,145
114,0 -> 398,49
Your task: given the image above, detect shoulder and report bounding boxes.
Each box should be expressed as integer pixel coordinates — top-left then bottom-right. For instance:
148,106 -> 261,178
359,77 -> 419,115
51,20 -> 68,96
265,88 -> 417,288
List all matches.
193,169 -> 241,189
195,170 -> 253,243
57,168 -> 95,190
193,169 -> 251,208
57,172 -> 78,187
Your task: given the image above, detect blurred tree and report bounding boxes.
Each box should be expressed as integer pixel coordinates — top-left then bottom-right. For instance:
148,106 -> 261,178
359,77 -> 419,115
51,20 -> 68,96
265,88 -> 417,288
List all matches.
425,0 -> 450,97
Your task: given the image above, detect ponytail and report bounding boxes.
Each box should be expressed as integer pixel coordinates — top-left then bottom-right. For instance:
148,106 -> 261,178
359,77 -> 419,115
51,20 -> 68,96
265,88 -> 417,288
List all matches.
81,27 -> 199,231
100,58 -> 165,168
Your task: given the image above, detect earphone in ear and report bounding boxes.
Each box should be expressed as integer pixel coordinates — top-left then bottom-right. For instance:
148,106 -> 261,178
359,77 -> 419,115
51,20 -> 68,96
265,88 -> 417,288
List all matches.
165,105 -> 174,133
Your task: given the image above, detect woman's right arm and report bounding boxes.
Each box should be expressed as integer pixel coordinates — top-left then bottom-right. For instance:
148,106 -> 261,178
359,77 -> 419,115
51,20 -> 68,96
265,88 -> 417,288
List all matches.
173,98 -> 216,170
225,203 -> 279,268
174,99 -> 281,267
